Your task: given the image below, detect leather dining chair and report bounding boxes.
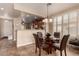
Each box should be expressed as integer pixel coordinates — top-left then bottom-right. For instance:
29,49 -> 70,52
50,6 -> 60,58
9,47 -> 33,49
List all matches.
33,33 -> 43,56
33,33 -> 50,56
53,34 -> 70,56
37,32 -> 43,38
53,32 -> 60,43
33,34 -> 39,53
37,32 -> 43,44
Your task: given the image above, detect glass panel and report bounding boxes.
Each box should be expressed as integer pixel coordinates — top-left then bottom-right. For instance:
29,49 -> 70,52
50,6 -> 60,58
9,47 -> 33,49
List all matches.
69,12 -> 77,23
69,12 -> 77,19
63,14 -> 68,35
57,25 -> 61,32
53,27 -> 56,32
57,16 -> 62,25
69,24 -> 76,37
53,17 -> 57,32
78,12 -> 79,36
57,16 -> 62,32
69,12 -> 77,37
53,11 -> 78,38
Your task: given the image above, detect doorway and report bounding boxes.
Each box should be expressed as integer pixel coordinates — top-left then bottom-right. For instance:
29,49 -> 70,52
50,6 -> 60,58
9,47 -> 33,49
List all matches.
0,18 -> 14,40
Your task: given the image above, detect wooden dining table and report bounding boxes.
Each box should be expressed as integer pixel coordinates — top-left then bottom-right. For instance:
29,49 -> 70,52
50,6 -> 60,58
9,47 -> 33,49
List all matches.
42,35 -> 54,54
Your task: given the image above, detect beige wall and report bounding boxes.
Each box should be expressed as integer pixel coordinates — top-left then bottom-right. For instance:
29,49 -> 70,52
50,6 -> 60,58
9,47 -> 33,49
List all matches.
48,22 -> 53,34
0,19 -> 13,39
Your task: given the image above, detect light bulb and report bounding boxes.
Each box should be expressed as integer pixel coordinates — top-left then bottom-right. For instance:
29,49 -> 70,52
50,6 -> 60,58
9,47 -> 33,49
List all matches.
49,19 -> 52,22
0,8 -> 4,10
43,18 -> 48,23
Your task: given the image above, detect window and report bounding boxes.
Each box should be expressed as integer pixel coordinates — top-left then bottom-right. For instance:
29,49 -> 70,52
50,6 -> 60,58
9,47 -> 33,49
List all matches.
53,17 -> 57,32
63,14 -> 69,35
53,11 -> 78,38
69,12 -> 77,37
57,16 -> 62,33
78,12 -> 79,36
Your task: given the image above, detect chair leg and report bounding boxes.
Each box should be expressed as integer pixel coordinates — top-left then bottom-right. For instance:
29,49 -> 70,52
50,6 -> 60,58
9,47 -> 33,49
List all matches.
35,47 -> 37,53
64,49 -> 67,56
49,48 -> 52,54
54,48 -> 56,51
39,48 -> 41,56
60,51 -> 62,56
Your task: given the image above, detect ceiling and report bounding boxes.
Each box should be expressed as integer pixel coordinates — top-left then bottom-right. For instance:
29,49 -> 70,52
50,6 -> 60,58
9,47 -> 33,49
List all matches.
0,3 -> 43,23
14,3 -> 46,17
0,3 -> 20,19
48,3 -> 79,16
14,3 -> 79,17
0,3 -> 79,22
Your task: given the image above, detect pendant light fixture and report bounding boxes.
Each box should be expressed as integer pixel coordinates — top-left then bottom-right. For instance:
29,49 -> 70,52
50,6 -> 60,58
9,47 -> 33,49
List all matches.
43,3 -> 52,34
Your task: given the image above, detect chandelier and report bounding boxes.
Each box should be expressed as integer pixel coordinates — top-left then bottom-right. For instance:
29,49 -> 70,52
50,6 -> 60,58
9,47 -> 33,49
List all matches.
43,3 -> 52,33
43,3 -> 52,23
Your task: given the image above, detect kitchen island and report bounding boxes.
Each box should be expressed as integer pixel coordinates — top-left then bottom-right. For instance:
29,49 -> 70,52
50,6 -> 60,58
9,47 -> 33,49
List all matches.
17,30 -> 45,47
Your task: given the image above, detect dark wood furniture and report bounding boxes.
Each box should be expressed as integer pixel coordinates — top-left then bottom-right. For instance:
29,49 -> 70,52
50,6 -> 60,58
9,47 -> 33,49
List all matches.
53,32 -> 60,43
37,32 -> 43,39
33,33 -> 44,56
33,33 -> 54,56
44,33 -> 54,54
53,34 -> 70,56
33,34 -> 39,53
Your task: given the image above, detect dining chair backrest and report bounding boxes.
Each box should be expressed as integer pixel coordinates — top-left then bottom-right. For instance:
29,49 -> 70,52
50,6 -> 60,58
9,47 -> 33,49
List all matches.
54,32 -> 60,38
60,34 -> 70,50
37,32 -> 43,38
33,33 -> 40,48
33,33 -> 43,48
37,32 -> 43,44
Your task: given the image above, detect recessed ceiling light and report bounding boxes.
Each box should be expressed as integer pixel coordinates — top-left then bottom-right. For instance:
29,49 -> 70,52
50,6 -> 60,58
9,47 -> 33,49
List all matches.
35,16 -> 37,19
49,19 -> 52,22
5,20 -> 8,23
43,18 -> 48,23
26,14 -> 30,17
1,8 -> 4,10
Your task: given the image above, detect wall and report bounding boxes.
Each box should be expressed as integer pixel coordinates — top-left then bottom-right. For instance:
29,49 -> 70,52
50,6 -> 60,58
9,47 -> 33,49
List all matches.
48,22 -> 53,34
0,19 -> 13,40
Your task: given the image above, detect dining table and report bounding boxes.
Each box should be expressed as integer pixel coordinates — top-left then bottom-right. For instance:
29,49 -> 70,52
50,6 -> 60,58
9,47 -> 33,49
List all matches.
42,33 -> 54,54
